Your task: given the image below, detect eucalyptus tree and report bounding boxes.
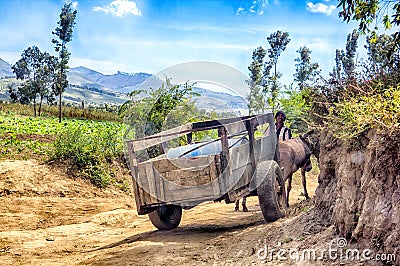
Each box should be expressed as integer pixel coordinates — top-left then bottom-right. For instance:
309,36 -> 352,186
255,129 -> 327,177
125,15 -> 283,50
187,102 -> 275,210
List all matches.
52,2 -> 77,122
293,46 -> 320,90
264,30 -> 290,112
36,53 -> 58,114
330,49 -> 343,86
11,46 -> 53,116
342,29 -> 360,81
338,0 -> 400,34
246,46 -> 267,114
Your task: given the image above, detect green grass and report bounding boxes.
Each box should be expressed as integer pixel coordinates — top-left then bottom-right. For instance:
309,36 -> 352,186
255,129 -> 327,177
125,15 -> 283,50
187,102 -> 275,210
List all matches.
0,102 -> 122,122
0,110 -> 128,188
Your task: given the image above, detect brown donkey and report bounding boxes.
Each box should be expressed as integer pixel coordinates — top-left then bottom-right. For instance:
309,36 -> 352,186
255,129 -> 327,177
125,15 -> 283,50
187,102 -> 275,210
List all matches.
279,131 -> 319,207
235,130 -> 319,211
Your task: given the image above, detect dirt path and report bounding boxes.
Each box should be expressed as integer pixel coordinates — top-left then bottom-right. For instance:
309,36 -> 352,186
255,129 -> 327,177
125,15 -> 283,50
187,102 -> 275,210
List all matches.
0,160 -> 360,266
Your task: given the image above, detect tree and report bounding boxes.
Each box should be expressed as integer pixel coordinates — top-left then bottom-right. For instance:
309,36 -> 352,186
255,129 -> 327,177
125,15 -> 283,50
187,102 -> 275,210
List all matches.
7,83 -> 18,103
293,46 -> 320,90
330,49 -> 344,86
37,53 -> 58,114
266,31 -> 291,78
246,46 -> 267,114
365,33 -> 399,76
121,78 -> 199,158
11,46 -> 54,116
264,31 -> 291,112
279,85 -> 312,133
338,0 -> 400,33
52,2 -> 77,123
342,29 -> 360,81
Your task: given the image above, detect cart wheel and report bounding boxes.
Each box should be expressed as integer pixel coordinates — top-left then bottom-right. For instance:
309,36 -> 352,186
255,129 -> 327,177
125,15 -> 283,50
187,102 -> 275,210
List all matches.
148,205 -> 182,230
257,161 -> 286,222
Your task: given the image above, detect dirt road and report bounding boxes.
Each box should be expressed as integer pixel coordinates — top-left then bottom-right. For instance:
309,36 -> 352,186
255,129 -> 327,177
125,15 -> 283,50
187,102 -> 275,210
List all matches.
0,159 -> 357,265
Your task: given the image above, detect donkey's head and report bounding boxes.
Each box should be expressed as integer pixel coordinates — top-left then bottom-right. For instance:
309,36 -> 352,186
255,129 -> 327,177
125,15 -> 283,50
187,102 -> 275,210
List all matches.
300,129 -> 320,160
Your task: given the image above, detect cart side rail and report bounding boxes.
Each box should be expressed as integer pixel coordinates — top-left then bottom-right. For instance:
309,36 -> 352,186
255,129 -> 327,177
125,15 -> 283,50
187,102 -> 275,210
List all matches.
126,113 -> 274,152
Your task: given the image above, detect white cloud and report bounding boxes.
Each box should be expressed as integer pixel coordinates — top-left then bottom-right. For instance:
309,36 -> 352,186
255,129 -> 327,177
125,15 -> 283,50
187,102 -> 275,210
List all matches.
236,0 -> 269,16
71,2 -> 78,9
93,0 -> 141,17
306,2 -> 336,15
236,7 -> 244,16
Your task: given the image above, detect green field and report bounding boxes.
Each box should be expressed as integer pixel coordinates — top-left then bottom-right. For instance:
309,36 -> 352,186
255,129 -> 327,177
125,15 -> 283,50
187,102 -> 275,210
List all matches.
0,110 -> 131,189
0,111 -> 126,160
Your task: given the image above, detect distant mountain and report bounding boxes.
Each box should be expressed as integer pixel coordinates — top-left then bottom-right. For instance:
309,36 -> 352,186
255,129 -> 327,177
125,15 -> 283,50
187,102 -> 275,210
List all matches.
0,60 -> 248,112
0,58 -> 14,78
67,69 -> 248,111
98,72 -> 151,93
67,67 -> 151,93
192,88 -> 247,110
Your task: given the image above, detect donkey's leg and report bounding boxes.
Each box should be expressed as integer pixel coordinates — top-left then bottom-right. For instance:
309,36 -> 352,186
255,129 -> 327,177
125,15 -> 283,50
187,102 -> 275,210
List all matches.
286,174 -> 293,207
242,196 -> 248,212
301,164 -> 310,200
235,199 -> 240,211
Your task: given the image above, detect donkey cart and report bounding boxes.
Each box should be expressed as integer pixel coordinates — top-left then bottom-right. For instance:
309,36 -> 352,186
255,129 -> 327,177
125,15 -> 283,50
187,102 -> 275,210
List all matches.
126,113 -> 286,230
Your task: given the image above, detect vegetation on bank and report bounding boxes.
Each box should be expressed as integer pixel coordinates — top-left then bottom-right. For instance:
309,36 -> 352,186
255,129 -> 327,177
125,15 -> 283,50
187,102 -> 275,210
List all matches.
313,1 -> 400,141
328,85 -> 400,140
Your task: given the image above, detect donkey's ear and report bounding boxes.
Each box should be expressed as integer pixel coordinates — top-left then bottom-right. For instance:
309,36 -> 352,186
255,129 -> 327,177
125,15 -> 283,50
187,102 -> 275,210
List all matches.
302,129 -> 315,138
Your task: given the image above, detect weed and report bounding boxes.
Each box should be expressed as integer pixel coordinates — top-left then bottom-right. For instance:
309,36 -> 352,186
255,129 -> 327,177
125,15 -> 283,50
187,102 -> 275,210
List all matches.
283,237 -> 293,243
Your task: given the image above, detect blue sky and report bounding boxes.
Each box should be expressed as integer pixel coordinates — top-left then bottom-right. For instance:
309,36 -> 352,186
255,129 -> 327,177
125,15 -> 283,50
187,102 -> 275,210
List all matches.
0,0 -> 361,87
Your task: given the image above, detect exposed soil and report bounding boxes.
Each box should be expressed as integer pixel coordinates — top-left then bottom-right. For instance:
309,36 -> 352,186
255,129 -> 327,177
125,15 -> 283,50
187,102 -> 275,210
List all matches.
315,129 -> 400,266
0,159 -> 380,265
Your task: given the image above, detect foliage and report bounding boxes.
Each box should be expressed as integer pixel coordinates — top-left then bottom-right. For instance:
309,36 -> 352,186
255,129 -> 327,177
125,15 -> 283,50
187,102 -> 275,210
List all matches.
121,78 -> 198,136
279,86 -> 313,134
0,107 -> 126,189
306,28 -> 400,141
248,46 -> 266,85
264,30 -> 291,112
52,120 -> 125,188
310,29 -> 363,122
293,46 -> 320,90
338,0 -> 400,34
0,112 -> 55,160
11,46 -> 57,116
0,102 -> 122,122
246,31 -> 291,114
364,33 -> 400,79
121,77 -> 200,158
328,85 -> 400,139
52,2 -> 77,123
342,29 -> 360,81
246,46 -> 268,114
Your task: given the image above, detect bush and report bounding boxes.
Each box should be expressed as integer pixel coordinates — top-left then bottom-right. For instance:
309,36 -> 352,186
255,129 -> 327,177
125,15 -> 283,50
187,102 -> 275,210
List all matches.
52,120 -> 125,188
327,85 -> 400,140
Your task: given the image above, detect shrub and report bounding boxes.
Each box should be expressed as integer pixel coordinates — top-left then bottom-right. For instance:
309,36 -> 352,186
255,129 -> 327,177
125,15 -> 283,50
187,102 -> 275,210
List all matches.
52,120 -> 125,188
327,85 -> 400,140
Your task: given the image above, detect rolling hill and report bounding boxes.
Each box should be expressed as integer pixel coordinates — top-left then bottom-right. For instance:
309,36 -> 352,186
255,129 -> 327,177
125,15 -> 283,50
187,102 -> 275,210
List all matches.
0,58 -> 248,112
0,58 -> 14,78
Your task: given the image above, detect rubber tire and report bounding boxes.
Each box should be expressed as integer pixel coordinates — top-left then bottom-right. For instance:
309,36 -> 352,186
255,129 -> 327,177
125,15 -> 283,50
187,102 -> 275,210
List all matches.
257,161 -> 286,222
148,205 -> 182,230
